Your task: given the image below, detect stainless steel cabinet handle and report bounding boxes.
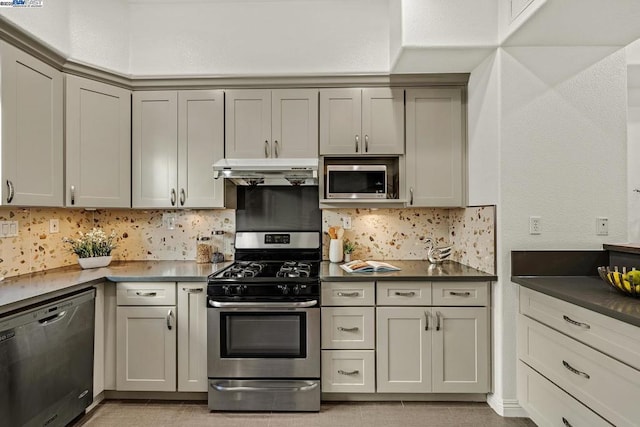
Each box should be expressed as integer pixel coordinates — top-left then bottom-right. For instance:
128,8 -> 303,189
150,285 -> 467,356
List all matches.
337,291 -> 359,297
338,370 -> 359,376
365,134 -> 369,152
562,417 -> 572,427
355,135 -> 359,153
563,315 -> 590,329
337,326 -> 359,332
135,291 -> 157,297
394,291 -> 416,297
562,360 -> 590,379
179,188 -> 186,206
436,311 -> 442,331
183,287 -> 204,293
70,185 -> 75,205
167,309 -> 173,330
424,311 -> 430,331
449,291 -> 471,297
274,140 -> 279,158
6,180 -> 14,203
265,140 -> 270,158
170,188 -> 176,206
409,187 -> 414,205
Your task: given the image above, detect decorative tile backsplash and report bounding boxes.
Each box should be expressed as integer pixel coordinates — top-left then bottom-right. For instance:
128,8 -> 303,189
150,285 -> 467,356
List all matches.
323,206 -> 495,273
0,205 -> 494,279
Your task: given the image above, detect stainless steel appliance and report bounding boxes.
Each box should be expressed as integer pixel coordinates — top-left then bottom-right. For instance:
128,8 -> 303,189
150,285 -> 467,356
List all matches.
0,288 -> 95,427
207,185 -> 322,412
326,164 -> 387,199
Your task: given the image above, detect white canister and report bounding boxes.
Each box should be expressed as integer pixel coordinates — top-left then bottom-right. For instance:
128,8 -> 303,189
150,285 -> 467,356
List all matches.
329,239 -> 343,263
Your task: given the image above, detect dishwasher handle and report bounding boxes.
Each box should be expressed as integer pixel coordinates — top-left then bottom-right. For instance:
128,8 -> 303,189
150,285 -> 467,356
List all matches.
38,311 -> 67,326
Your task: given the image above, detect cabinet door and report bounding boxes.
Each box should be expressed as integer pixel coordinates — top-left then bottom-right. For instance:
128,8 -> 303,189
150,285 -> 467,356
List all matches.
319,88 -> 362,155
225,89 -> 271,158
178,90 -> 224,208
132,91 -> 178,208
432,307 -> 489,393
321,307 -> 375,350
322,350 -> 375,393
406,88 -> 465,207
66,75 -> 131,208
116,306 -> 176,391
361,88 -> 404,155
272,89 -> 318,158
376,307 -> 431,393
1,41 -> 63,207
177,283 -> 207,392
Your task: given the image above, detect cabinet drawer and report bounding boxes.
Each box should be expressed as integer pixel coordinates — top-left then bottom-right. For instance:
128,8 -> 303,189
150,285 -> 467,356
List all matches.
377,281 -> 431,305
321,307 -> 375,350
432,282 -> 488,306
518,315 -> 640,427
321,350 -> 375,393
517,361 -> 611,427
520,287 -> 640,371
321,281 -> 375,306
117,282 -> 176,306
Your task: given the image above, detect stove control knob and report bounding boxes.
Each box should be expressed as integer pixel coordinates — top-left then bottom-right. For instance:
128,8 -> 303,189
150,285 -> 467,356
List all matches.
236,285 -> 247,296
277,285 -> 290,295
222,285 -> 232,296
293,285 -> 303,295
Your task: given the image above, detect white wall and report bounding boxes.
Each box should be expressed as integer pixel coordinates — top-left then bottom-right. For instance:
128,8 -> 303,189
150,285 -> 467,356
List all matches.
128,0 -> 390,76
469,45 -> 629,415
68,0 -> 129,73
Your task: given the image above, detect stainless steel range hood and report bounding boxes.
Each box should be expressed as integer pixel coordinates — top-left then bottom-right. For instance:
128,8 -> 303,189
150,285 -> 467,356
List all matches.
213,158 -> 318,186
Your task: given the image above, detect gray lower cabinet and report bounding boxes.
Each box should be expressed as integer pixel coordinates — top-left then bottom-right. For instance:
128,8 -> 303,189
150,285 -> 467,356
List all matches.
322,280 -> 490,396
114,282 -> 207,392
518,287 -> 640,427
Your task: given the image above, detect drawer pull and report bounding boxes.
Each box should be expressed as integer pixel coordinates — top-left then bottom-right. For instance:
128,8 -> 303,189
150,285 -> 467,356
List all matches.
562,417 -> 572,427
449,291 -> 471,297
135,291 -> 157,297
562,360 -> 590,379
394,291 -> 416,297
183,287 -> 204,293
338,369 -> 359,376
337,291 -> 360,297
337,326 -> 359,333
562,315 -> 590,329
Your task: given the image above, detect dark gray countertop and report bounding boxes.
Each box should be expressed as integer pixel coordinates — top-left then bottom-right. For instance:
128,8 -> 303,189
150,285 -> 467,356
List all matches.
321,260 -> 496,282
513,275 -> 640,327
603,243 -> 640,255
0,260 -> 233,315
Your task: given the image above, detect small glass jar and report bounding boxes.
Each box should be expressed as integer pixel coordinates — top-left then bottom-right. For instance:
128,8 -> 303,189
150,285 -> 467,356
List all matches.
211,230 -> 225,263
196,235 -> 212,263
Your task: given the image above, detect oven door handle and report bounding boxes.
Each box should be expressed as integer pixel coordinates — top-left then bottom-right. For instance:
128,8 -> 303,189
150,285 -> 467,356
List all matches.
210,381 -> 319,393
208,300 -> 318,308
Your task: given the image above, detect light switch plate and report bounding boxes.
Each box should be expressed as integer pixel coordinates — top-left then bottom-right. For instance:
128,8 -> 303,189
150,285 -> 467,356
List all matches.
0,221 -> 18,238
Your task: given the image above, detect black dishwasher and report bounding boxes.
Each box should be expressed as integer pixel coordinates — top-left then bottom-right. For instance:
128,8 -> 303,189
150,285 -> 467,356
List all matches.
0,288 -> 95,427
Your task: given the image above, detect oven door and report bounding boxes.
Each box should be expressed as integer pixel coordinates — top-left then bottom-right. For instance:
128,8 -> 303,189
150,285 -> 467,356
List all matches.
207,300 -> 320,379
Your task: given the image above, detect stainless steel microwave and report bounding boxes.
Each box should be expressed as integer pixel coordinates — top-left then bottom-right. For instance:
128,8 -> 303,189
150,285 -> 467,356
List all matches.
326,165 -> 387,199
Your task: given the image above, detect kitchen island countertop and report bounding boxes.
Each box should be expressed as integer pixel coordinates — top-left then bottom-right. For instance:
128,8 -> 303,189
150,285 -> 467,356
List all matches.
320,260 -> 496,281
0,260 -> 233,315
513,275 -> 640,327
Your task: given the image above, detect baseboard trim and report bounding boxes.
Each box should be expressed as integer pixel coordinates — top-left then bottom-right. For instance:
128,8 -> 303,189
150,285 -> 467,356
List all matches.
487,393 -> 529,417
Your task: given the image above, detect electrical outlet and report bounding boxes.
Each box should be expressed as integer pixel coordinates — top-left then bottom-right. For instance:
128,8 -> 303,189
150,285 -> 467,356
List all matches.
0,221 -> 18,238
529,216 -> 541,235
596,217 -> 609,236
162,213 -> 176,230
49,219 -> 59,233
342,216 -> 352,230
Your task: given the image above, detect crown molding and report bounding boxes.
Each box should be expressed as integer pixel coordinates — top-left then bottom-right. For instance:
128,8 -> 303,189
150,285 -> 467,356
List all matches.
0,17 -> 469,90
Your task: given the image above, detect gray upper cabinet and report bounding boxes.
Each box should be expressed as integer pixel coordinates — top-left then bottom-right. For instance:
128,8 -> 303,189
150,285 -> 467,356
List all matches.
320,88 -> 404,155
225,89 -> 318,159
132,90 -> 224,208
405,88 -> 465,207
1,41 -> 63,207
66,75 -> 131,208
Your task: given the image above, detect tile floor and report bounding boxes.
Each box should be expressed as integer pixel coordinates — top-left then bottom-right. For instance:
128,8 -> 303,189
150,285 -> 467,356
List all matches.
73,400 -> 537,427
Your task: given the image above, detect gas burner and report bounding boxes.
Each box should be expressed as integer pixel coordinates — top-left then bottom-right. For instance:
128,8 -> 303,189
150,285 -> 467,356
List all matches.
277,262 -> 311,278
222,262 -> 266,278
